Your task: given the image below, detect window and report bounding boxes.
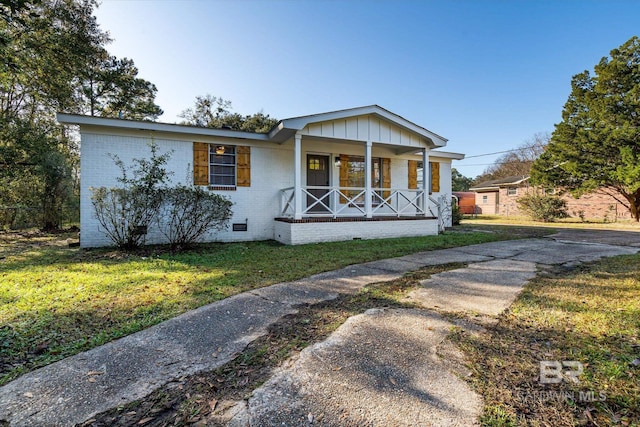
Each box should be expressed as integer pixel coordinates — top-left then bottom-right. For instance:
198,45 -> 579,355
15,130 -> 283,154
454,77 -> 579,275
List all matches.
507,187 -> 517,196
411,161 -> 439,193
482,195 -> 488,204
308,157 -> 326,170
340,154 -> 384,205
346,156 -> 382,188
209,145 -> 236,187
344,156 -> 382,203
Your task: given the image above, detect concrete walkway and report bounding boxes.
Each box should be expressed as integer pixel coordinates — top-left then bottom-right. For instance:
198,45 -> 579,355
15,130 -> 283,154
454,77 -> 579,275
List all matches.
0,231 -> 638,426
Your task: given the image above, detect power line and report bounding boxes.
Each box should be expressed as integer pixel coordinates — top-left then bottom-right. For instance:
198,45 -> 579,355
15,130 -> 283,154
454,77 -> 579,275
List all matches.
455,163 -> 509,167
462,144 -> 545,159
455,158 -> 537,167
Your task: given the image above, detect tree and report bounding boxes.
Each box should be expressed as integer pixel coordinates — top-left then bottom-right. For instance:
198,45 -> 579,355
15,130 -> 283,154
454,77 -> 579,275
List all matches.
79,54 -> 163,120
451,168 -> 473,191
474,133 -> 548,183
531,36 -> 640,222
179,94 -> 278,133
0,0 -> 163,229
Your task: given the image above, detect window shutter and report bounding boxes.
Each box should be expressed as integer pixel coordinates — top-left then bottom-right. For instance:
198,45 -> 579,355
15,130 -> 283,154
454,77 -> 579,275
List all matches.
339,154 -> 349,203
408,160 -> 418,190
193,142 -> 209,186
382,158 -> 391,198
236,146 -> 251,187
430,161 -> 440,193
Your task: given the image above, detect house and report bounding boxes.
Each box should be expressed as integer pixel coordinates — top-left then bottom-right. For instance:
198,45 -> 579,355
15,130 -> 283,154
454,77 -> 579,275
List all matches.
469,176 -> 632,220
469,176 -> 529,215
57,105 -> 464,248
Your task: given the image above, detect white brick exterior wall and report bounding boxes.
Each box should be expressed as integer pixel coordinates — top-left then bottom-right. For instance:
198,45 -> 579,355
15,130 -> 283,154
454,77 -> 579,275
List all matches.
274,219 -> 439,245
79,126 -> 454,247
80,129 -> 292,248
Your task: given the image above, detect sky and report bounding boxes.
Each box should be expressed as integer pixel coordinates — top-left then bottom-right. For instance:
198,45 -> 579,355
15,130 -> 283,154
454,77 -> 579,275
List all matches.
93,0 -> 640,178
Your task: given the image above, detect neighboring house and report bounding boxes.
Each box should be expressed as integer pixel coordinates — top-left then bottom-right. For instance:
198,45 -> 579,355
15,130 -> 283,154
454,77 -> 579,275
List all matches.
469,176 -> 632,220
57,105 -> 464,248
469,176 -> 529,215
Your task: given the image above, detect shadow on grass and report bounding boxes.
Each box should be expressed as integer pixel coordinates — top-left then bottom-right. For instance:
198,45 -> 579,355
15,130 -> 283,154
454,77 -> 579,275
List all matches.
0,232 -> 514,385
452,254 -> 640,426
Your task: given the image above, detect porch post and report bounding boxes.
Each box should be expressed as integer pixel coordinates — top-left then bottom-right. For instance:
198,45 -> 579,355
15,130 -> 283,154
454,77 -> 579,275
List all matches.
422,148 -> 429,215
365,140 -> 373,218
294,133 -> 303,220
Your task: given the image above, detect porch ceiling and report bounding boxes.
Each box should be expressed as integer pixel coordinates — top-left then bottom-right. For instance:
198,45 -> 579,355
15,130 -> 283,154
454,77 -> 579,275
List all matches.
290,133 -> 428,156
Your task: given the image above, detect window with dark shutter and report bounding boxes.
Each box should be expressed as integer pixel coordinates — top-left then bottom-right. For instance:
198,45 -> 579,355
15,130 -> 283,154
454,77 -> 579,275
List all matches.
192,143 -> 251,189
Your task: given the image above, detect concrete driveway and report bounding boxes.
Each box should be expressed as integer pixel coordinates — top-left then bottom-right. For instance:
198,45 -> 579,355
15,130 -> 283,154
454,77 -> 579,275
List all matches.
219,230 -> 639,426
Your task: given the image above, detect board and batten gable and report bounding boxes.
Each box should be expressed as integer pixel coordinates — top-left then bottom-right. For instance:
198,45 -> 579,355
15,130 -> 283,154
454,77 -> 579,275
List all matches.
302,115 -> 428,149
79,125 -> 292,248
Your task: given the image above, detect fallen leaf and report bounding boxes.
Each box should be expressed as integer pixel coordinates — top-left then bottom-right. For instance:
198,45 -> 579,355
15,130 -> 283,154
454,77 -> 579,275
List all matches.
389,377 -> 397,386
23,392 -> 34,398
138,417 -> 154,425
86,371 -> 104,376
584,408 -> 595,423
209,399 -> 218,412
87,377 -> 96,383
332,366 -> 342,371
126,411 -> 137,416
308,413 -> 314,423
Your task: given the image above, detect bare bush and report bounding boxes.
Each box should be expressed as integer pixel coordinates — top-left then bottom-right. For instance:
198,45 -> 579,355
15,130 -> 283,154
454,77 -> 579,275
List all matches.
90,143 -> 172,249
156,185 -> 233,250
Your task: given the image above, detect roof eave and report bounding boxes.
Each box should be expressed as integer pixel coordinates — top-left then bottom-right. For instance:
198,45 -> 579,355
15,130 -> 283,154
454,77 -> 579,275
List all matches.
429,150 -> 465,160
56,113 -> 270,141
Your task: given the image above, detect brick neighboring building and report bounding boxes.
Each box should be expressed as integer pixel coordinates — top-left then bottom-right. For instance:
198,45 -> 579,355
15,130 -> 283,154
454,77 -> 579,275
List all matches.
469,176 -> 632,221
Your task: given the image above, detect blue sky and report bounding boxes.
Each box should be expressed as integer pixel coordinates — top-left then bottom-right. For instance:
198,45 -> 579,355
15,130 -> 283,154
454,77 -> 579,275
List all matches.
94,0 -> 640,178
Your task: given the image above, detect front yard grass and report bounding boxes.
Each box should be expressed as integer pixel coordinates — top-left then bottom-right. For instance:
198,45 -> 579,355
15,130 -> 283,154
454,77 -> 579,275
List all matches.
463,214 -> 640,230
0,227 -> 550,386
452,254 -> 640,426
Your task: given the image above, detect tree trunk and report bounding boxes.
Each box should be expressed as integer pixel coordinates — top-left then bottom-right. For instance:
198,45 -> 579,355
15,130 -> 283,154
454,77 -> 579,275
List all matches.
626,190 -> 640,222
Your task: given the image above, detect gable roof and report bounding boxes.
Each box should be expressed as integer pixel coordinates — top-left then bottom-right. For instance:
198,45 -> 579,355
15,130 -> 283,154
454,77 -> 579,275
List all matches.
469,176 -> 529,191
268,105 -> 447,147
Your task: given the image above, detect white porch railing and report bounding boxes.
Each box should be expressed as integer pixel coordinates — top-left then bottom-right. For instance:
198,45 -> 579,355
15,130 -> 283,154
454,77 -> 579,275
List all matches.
280,186 -> 439,219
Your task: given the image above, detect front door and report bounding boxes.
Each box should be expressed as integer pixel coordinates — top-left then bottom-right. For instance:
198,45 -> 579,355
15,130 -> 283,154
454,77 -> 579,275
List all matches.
306,154 -> 330,212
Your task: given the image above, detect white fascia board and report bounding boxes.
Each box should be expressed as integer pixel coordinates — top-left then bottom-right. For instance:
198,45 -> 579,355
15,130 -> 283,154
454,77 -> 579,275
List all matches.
469,186 -> 499,192
428,150 -> 465,160
56,113 -> 270,141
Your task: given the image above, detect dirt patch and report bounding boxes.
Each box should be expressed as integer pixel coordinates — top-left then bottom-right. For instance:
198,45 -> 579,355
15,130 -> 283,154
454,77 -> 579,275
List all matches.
0,228 -> 79,258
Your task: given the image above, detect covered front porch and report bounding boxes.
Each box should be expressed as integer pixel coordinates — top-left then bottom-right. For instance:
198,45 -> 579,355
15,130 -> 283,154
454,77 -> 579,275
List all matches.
267,106 -> 453,245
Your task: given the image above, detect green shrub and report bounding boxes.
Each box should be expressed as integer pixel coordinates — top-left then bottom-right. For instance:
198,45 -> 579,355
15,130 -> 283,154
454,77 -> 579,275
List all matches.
451,200 -> 463,225
156,185 -> 233,250
516,193 -> 568,222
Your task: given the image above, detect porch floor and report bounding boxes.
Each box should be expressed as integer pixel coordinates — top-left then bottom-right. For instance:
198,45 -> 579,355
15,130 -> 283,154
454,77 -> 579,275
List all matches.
275,215 -> 436,224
